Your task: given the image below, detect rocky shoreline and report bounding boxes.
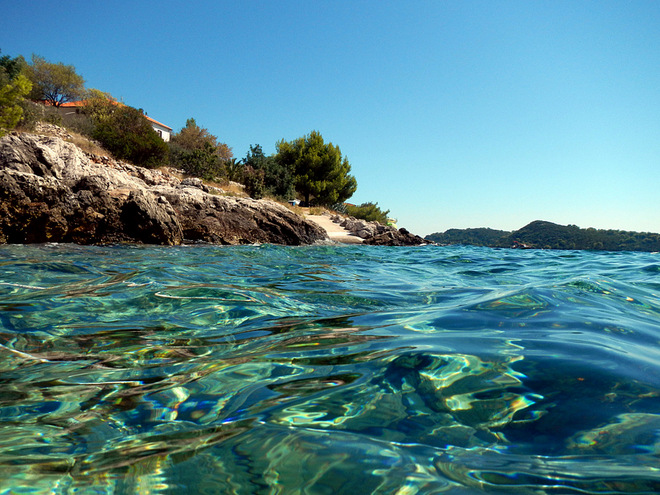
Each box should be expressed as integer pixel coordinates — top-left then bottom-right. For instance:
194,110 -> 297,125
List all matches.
327,214 -> 427,246
0,132 -> 426,246
0,132 -> 327,245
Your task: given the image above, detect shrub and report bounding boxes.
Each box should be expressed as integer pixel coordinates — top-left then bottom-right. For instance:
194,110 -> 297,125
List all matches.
225,158 -> 244,183
169,141 -> 226,180
345,202 -> 390,224
243,166 -> 265,199
92,105 -> 168,168
244,144 -> 294,200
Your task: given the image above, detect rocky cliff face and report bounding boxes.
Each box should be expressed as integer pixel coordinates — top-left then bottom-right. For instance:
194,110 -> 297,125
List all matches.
0,133 -> 328,245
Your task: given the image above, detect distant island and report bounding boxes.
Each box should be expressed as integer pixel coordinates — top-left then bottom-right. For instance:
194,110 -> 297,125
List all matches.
425,220 -> 660,252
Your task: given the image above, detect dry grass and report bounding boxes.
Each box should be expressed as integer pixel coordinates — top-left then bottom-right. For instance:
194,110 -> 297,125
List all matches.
16,123 -> 112,158
283,205 -> 344,218
285,204 -> 305,216
65,134 -> 111,156
205,179 -> 248,197
309,206 -> 325,215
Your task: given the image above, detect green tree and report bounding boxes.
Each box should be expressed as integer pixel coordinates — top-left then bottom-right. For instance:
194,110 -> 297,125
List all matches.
346,202 -> 390,224
169,142 -> 226,180
0,74 -> 32,136
169,118 -> 231,179
275,130 -> 357,206
171,118 -> 232,160
25,54 -> 85,107
243,166 -> 265,199
0,51 -> 31,135
92,104 -> 168,168
244,144 -> 295,199
0,51 -> 27,86
81,89 -> 117,121
52,88 -> 115,136
225,158 -> 244,183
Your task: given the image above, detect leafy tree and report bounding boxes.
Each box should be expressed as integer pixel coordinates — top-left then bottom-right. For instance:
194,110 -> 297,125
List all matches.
92,104 -> 168,168
0,51 -> 27,86
346,202 -> 390,224
0,74 -> 32,136
81,89 -> 117,121
52,88 -> 115,135
0,51 -> 31,136
275,130 -> 357,206
244,144 -> 294,199
171,118 -> 233,160
169,118 -> 231,179
243,165 -> 265,199
25,54 -> 85,107
169,141 -> 226,180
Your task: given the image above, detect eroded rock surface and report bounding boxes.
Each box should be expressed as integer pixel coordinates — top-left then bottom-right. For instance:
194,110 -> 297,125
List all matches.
0,133 -> 327,245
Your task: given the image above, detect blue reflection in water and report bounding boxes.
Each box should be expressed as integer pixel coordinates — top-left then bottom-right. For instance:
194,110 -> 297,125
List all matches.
0,244 -> 658,493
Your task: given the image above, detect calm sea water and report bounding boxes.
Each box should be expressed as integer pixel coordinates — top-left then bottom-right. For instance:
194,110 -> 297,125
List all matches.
0,244 -> 658,494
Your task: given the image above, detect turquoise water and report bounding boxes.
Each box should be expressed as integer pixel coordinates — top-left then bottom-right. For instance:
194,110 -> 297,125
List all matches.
0,244 -> 659,494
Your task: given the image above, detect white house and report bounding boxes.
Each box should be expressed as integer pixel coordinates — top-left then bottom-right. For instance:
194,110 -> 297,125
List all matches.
56,101 -> 172,141
144,115 -> 172,142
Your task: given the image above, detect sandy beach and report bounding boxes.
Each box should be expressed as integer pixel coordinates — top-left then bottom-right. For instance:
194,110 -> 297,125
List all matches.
305,214 -> 364,244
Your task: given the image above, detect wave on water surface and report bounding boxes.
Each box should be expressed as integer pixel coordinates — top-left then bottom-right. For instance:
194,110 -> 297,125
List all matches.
0,244 -> 658,494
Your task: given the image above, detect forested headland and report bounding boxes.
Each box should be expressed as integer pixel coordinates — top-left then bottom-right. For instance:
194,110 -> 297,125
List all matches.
426,220 -> 660,252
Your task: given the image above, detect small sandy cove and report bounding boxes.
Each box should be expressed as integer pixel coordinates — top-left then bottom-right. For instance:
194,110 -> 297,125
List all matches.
305,214 -> 364,244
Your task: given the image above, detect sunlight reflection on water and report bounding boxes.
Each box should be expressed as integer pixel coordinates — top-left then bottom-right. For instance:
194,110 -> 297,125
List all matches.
0,244 -> 658,493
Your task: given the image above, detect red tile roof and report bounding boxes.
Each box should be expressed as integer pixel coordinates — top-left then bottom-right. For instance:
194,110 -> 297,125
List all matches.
144,115 -> 172,130
55,101 -> 172,130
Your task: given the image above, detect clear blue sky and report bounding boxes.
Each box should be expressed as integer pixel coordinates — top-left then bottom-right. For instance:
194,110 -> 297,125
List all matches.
2,0 -> 659,235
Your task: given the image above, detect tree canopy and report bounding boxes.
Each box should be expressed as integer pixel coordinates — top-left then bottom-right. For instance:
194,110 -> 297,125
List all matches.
25,54 -> 85,107
346,202 -> 390,224
0,51 -> 26,87
0,75 -> 31,137
275,131 -> 357,206
171,118 -> 232,160
0,51 -> 31,136
168,118 -> 232,180
244,144 -> 295,200
92,104 -> 169,168
81,89 -> 117,120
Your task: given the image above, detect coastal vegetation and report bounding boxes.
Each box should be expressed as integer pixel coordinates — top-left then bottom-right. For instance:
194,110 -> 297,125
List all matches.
24,54 -> 86,108
6,51 -> 655,249
169,118 -> 232,180
242,144 -> 292,200
426,220 -> 660,252
89,99 -> 170,168
275,130 -> 357,207
0,50 -> 383,221
0,51 -> 31,137
345,202 -> 390,224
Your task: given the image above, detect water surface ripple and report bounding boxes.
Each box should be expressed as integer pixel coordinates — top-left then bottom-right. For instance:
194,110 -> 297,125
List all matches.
0,244 -> 658,494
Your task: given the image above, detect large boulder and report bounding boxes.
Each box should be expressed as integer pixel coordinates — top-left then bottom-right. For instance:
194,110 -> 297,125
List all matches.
363,228 -> 428,246
0,132 -> 327,245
